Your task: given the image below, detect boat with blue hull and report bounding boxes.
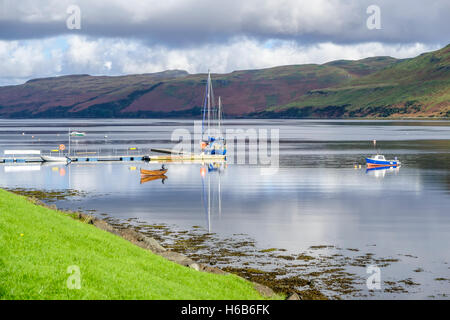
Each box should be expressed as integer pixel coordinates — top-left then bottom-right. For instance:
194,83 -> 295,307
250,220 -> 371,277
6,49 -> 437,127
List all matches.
365,154 -> 400,167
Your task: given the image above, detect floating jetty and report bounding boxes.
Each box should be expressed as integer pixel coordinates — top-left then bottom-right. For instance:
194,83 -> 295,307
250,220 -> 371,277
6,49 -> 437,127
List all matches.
149,148 -> 226,162
0,155 -> 148,163
1,146 -> 225,164
1,154 -> 225,164
70,155 -> 150,162
148,154 -> 226,162
0,157 -> 42,163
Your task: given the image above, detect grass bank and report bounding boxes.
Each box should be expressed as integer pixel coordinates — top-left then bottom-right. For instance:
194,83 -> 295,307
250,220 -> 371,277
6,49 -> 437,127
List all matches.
0,189 -> 264,300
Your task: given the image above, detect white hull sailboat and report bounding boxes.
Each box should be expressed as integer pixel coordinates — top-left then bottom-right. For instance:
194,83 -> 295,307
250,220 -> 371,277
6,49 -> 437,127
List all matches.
70,131 -> 86,137
200,71 -> 226,155
41,155 -> 70,163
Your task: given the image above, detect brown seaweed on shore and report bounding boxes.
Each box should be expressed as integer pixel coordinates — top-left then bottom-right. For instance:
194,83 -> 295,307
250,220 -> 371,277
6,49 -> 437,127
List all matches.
6,187 -> 88,202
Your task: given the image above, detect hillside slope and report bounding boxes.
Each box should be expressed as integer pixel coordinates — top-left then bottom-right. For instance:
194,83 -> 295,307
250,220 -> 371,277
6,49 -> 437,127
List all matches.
268,44 -> 450,118
0,57 -> 398,118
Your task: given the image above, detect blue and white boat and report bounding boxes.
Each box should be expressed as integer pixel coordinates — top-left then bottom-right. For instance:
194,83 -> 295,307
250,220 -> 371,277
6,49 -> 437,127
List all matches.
365,154 -> 400,167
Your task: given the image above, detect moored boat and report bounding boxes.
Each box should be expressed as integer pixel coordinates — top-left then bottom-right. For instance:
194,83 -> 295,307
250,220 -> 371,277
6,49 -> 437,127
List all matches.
41,155 -> 71,163
140,166 -> 168,176
70,131 -> 86,137
200,71 -> 226,156
365,154 -> 400,167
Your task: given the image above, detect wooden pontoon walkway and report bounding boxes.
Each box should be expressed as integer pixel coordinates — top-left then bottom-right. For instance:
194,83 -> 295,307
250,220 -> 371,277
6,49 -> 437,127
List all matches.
0,154 -> 225,164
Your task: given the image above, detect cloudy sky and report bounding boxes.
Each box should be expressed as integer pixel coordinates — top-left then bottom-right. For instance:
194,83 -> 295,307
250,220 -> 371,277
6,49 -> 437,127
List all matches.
0,0 -> 449,85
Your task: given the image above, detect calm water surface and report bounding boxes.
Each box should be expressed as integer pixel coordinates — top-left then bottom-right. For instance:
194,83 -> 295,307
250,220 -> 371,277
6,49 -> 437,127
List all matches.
1,119 -> 449,298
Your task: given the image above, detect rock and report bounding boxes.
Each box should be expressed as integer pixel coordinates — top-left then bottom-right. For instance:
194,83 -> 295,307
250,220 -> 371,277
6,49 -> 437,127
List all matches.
253,282 -> 276,298
78,213 -> 95,224
93,219 -> 121,236
120,228 -> 141,241
160,251 -> 195,267
200,265 -> 228,275
141,236 -> 166,253
286,292 -> 301,300
189,263 -> 200,271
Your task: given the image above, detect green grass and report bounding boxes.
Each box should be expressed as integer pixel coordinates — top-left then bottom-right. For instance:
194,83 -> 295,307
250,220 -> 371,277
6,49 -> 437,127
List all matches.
0,189 -> 265,300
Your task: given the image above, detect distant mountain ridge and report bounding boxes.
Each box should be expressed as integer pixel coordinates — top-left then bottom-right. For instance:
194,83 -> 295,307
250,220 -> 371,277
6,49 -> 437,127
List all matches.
0,45 -> 448,118
265,44 -> 450,118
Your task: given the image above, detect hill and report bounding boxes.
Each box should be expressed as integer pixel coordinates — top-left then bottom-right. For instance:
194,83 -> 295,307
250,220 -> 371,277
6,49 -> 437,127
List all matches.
265,44 -> 450,118
0,45 -> 448,118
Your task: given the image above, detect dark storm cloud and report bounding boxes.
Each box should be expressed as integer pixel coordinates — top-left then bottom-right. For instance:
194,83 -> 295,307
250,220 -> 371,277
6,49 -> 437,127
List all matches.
1,0 -> 449,46
0,20 -> 64,40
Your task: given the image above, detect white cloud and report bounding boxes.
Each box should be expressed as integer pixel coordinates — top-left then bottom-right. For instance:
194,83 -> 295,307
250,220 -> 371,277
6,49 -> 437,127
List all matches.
103,61 -> 112,70
0,35 -> 440,85
0,0 -> 447,85
0,39 -> 63,81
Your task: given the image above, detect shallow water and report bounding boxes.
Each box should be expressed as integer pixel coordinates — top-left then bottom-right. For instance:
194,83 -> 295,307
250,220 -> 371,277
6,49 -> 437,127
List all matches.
1,119 -> 449,298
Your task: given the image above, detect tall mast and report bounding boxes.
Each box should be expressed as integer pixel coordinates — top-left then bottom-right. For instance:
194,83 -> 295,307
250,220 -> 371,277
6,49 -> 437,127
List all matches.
207,70 -> 211,138
218,96 -> 222,136
68,128 -> 71,156
218,172 -> 222,218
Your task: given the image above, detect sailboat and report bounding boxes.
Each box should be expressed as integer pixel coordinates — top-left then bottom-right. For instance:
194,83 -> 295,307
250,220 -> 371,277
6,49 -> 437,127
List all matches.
200,71 -> 226,156
70,131 -> 86,137
41,129 -> 71,163
41,155 -> 71,163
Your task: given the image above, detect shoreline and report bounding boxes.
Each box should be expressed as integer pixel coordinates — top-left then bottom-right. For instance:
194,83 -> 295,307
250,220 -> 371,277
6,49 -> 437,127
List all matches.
0,116 -> 449,121
4,187 -> 449,299
0,188 -> 278,300
71,211 -> 282,299
1,188 -> 283,300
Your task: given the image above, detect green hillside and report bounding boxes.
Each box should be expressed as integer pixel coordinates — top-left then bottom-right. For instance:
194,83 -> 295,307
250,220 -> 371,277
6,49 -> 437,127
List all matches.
269,44 -> 450,118
0,55 -> 399,118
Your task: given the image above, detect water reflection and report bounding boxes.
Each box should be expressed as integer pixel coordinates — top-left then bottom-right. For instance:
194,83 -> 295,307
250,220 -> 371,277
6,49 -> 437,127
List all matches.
201,162 -> 226,232
140,175 -> 167,184
4,165 -> 41,173
366,166 -> 400,179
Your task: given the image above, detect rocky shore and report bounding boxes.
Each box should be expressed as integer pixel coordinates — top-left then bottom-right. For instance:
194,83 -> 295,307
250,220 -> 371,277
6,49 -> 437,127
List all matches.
79,212 -> 281,299
10,188 -> 448,300
24,195 -> 283,299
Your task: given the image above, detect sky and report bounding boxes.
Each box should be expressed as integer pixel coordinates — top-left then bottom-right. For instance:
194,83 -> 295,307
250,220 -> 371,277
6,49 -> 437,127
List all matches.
0,0 -> 449,85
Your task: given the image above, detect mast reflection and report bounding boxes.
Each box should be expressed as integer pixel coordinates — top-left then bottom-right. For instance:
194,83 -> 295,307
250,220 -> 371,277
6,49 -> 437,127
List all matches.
201,162 -> 227,232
